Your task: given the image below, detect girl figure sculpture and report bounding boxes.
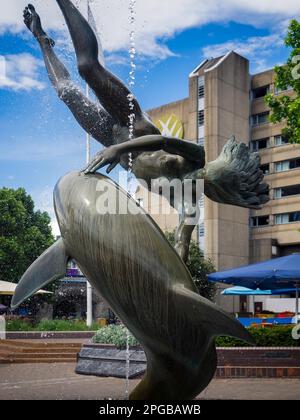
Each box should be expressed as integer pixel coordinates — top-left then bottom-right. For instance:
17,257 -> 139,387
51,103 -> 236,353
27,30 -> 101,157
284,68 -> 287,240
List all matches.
23,1 -> 268,263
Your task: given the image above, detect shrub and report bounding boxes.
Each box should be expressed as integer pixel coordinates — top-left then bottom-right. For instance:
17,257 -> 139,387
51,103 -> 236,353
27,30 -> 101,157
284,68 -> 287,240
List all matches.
92,325 -> 139,348
165,231 -> 216,301
6,319 -> 33,331
216,326 -> 300,347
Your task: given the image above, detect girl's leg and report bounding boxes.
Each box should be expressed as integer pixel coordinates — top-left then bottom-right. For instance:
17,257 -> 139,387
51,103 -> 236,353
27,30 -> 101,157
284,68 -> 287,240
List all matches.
23,4 -> 115,146
56,0 -> 160,136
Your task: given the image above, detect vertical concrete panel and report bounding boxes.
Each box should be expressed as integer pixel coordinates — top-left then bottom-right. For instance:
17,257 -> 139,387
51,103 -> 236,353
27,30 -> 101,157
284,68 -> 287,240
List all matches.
204,52 -> 250,271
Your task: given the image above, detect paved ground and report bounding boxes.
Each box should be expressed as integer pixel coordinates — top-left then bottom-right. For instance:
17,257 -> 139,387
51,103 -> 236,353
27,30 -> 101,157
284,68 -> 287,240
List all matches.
0,363 -> 299,400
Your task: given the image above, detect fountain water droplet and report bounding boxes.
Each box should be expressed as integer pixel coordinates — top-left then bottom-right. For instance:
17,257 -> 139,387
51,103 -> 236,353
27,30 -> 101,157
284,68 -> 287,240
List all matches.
124,0 -> 138,400
127,0 -> 137,198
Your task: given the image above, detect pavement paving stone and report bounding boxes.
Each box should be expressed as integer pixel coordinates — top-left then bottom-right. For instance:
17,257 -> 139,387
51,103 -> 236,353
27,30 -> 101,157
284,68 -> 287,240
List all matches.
0,363 -> 299,400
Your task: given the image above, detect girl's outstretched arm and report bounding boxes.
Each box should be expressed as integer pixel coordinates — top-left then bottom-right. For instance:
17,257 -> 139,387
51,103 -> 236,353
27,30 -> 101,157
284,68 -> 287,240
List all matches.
84,135 -> 205,174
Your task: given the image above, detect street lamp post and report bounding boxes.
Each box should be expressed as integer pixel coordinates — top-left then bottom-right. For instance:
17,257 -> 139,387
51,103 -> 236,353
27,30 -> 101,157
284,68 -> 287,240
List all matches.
86,0 -> 93,328
295,282 -> 299,324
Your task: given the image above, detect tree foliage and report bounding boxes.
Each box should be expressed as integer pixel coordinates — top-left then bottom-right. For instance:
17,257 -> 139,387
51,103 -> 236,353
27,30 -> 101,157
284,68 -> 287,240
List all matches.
0,187 -> 54,283
165,231 -> 216,301
265,19 -> 300,143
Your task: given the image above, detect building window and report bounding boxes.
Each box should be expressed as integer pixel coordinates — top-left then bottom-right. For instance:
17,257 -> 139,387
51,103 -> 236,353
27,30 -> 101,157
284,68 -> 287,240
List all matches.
198,222 -> 205,237
251,138 -> 270,151
275,214 -> 288,224
199,195 -> 205,208
274,184 -> 300,199
198,84 -> 205,99
274,135 -> 289,146
252,112 -> 269,126
252,85 -> 269,99
275,160 -> 290,172
275,212 -> 300,225
260,164 -> 270,175
290,159 -> 300,169
198,77 -> 205,98
198,110 -> 204,126
251,216 -> 270,227
275,158 -> 300,172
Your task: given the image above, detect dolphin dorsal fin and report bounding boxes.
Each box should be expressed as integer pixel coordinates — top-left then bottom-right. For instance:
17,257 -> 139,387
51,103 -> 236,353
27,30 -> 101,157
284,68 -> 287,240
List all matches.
11,238 -> 69,309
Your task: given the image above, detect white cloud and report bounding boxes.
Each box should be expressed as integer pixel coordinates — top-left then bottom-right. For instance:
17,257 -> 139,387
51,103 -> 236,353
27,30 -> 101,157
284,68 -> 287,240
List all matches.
202,33 -> 285,73
31,186 -> 60,237
0,53 -> 45,91
0,0 -> 299,87
1,0 -> 300,59
203,34 -> 283,58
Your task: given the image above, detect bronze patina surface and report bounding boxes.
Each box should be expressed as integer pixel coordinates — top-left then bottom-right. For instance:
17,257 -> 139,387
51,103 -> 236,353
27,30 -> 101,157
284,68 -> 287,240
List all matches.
13,0 -> 266,400
12,172 -> 253,400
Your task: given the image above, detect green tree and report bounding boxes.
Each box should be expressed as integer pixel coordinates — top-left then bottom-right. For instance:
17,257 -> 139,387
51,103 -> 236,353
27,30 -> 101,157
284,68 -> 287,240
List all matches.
265,19 -> 300,143
165,231 -> 216,301
0,187 -> 54,283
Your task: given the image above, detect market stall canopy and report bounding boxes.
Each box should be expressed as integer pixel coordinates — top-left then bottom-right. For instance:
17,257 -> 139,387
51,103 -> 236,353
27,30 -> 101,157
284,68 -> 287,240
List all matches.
208,254 -> 300,323
0,280 -> 52,296
208,254 -> 300,289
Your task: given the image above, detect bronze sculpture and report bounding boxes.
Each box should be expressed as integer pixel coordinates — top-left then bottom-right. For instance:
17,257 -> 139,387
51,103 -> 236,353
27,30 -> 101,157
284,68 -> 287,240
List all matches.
12,171 -> 254,400
12,0 -> 270,399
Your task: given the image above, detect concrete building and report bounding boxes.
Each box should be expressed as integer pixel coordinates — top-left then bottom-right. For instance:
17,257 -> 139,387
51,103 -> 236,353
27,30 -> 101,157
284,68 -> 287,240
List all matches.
135,51 -> 300,314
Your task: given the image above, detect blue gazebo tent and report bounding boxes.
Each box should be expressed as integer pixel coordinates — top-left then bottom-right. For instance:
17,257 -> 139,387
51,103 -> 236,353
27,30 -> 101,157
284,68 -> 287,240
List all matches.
208,254 -> 300,323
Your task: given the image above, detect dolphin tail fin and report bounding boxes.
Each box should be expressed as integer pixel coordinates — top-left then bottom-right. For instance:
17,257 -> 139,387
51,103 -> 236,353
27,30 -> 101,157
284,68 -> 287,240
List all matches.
176,286 -> 255,345
130,286 -> 254,400
11,238 -> 69,310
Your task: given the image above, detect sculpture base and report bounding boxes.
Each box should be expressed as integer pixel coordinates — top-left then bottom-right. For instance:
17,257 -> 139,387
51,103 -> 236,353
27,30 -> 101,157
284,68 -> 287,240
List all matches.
76,345 -> 146,379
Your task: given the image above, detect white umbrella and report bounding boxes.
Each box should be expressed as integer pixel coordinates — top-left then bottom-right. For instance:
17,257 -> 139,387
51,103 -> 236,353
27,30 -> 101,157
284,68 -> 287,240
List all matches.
0,280 -> 52,296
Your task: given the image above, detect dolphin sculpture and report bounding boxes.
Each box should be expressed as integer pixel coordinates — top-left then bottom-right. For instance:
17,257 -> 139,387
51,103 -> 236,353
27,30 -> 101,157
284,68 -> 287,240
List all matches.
12,171 -> 253,400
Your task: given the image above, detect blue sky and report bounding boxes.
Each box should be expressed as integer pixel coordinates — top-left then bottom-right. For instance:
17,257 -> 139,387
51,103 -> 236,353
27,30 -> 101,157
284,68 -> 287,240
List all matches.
0,0 -> 299,233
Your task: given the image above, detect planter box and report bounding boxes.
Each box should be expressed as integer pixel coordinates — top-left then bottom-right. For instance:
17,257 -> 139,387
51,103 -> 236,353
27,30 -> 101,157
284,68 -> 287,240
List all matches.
76,344 -> 300,379
76,344 -> 146,378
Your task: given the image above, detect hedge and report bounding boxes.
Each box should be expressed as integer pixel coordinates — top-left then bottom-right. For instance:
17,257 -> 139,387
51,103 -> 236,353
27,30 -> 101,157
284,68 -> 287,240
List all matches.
92,325 -> 299,348
5,319 -> 300,347
216,326 -> 299,347
5,318 -> 99,331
